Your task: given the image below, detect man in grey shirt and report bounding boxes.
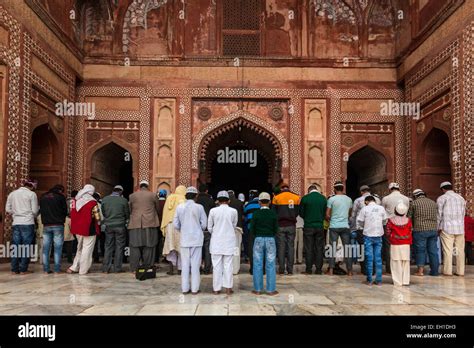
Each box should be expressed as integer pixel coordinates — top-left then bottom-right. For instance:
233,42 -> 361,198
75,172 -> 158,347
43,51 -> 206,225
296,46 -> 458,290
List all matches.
5,179 -> 39,275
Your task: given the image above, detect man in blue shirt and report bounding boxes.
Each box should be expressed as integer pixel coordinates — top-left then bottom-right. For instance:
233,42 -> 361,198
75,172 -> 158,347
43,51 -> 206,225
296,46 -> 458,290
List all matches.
243,190 -> 260,274
326,181 -> 353,276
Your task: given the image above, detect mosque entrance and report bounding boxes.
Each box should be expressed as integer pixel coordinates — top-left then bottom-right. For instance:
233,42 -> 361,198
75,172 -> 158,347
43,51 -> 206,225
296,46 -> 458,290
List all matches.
90,142 -> 134,198
416,127 -> 451,199
29,123 -> 63,197
199,118 -> 282,200
346,146 -> 388,200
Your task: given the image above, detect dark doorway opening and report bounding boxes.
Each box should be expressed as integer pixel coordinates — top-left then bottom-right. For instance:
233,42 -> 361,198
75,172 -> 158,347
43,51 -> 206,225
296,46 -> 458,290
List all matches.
200,120 -> 281,201
29,124 -> 62,197
91,142 -> 134,199
208,144 -> 272,199
346,146 -> 387,200
418,128 -> 451,200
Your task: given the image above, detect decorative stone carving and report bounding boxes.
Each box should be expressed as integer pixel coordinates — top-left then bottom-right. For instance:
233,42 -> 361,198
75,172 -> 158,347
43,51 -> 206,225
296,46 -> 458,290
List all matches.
269,106 -> 283,121
416,121 -> 425,134
53,117 -> 63,133
124,131 -> 136,143
197,106 -> 212,121
343,136 -> 354,146
442,108 -> 451,121
379,134 -> 389,145
31,102 -> 39,118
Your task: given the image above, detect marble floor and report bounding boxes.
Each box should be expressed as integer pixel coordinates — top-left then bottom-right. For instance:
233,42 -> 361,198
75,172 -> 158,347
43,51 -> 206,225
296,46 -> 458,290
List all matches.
0,262 -> 473,316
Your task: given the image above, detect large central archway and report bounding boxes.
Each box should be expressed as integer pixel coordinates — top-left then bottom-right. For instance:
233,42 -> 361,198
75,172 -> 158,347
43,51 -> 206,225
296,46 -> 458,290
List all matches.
198,118 -> 283,199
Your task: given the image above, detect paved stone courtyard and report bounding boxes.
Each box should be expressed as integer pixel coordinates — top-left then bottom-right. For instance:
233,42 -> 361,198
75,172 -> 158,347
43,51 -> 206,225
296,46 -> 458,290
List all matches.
0,262 -> 473,316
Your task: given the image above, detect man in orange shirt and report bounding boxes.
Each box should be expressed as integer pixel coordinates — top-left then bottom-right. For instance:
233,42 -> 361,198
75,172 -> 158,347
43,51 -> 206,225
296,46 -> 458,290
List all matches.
272,183 -> 300,275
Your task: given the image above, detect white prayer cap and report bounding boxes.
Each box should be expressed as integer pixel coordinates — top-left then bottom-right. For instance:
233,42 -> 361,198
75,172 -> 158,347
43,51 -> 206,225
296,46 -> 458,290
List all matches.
388,182 -> 400,190
217,191 -> 229,199
440,181 -> 452,189
186,186 -> 198,194
139,180 -> 149,186
395,202 -> 408,215
238,193 -> 245,202
412,189 -> 424,197
360,185 -> 370,191
258,192 -> 271,201
114,185 -> 124,191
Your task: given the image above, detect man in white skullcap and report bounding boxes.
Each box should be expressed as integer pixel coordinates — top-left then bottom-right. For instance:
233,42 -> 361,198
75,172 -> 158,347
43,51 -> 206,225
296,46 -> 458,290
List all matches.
381,182 -> 410,274
208,191 -> 238,295
437,181 -> 466,276
351,184 -> 381,275
128,180 -> 161,272
174,186 -> 207,294
408,189 -> 439,277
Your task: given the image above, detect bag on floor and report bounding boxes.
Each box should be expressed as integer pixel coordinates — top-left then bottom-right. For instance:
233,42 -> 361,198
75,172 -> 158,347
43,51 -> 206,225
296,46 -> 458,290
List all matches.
135,265 -> 157,281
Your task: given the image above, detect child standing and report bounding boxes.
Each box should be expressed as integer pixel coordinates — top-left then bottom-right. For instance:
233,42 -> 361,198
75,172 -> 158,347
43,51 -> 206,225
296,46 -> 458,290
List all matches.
356,195 -> 388,285
251,192 -> 279,296
386,203 -> 412,286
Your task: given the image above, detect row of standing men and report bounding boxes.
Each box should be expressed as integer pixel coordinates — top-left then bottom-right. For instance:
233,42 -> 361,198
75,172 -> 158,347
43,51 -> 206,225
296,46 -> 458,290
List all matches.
5,179 -> 471,293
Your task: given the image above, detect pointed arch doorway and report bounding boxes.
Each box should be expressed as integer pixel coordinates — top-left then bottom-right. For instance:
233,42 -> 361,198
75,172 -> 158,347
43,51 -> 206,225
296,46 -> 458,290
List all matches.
88,141 -> 136,198
416,127 -> 451,199
198,118 -> 283,199
346,145 -> 388,200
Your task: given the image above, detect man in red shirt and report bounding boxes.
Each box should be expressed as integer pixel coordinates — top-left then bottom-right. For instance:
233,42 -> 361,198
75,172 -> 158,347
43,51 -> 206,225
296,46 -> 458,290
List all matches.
465,214 -> 474,265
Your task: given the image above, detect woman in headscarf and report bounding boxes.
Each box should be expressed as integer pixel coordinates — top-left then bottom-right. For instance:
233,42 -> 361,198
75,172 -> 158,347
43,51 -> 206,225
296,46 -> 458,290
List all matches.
161,185 -> 186,275
67,184 -> 100,275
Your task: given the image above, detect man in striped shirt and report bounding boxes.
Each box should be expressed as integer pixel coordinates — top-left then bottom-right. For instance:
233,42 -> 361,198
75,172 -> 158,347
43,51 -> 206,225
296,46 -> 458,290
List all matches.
437,181 -> 466,276
408,189 -> 439,276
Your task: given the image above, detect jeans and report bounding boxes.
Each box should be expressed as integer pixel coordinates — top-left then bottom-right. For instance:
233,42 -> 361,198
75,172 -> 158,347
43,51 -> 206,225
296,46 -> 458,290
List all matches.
328,228 -> 352,271
253,237 -> 276,292
202,231 -> 212,273
364,236 -> 382,283
102,226 -> 127,272
303,227 -> 324,273
11,224 -> 35,273
42,226 -> 64,273
276,226 -> 296,273
413,230 -> 440,276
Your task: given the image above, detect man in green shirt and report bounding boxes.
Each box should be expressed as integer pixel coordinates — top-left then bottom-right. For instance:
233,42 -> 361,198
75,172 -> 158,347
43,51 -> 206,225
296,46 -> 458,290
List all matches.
299,184 -> 327,274
250,192 -> 279,295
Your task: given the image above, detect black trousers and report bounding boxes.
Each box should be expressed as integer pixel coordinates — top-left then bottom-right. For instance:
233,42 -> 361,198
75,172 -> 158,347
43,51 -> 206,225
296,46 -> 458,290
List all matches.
63,239 -> 74,263
155,229 -> 165,263
93,232 -> 106,262
466,241 -> 474,265
356,230 -> 366,274
382,228 -> 391,273
102,226 -> 127,273
303,227 -> 325,273
202,231 -> 212,272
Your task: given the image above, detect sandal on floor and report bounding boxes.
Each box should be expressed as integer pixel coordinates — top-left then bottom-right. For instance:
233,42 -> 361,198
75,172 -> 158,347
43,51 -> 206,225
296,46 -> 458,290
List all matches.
66,269 -> 77,274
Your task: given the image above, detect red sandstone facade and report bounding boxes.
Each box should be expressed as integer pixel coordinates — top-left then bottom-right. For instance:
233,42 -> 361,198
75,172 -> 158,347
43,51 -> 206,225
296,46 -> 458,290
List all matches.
0,0 -> 472,243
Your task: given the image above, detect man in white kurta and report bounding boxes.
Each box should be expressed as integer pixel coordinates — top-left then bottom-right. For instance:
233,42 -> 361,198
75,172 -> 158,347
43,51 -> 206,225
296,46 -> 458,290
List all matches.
173,186 -> 207,295
208,191 -> 238,295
